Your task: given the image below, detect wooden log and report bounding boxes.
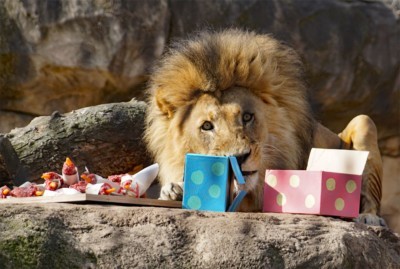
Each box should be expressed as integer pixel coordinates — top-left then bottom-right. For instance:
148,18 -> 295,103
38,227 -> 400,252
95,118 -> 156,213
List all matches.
0,99 -> 152,186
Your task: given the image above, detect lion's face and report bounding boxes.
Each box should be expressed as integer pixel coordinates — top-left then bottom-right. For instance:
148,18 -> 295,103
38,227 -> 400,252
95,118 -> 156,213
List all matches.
177,87 -> 266,189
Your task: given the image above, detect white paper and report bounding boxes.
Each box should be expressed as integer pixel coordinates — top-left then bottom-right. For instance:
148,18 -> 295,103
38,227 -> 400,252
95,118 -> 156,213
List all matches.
306,148 -> 369,175
96,177 -> 113,184
85,183 -> 103,195
19,181 -> 33,188
95,174 -> 107,183
43,188 -> 80,196
131,163 -> 159,196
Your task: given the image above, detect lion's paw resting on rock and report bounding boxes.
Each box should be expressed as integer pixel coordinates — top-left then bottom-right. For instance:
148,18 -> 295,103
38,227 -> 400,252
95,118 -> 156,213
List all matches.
356,213 -> 387,226
159,182 -> 183,201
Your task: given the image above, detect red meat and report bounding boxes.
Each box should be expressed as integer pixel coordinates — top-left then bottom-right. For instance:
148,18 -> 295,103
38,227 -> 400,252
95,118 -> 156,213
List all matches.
69,181 -> 88,193
10,185 -> 37,197
107,174 -> 124,184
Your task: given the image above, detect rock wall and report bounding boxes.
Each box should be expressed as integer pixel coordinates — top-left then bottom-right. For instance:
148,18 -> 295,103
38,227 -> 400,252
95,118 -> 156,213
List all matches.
0,0 -> 169,122
0,0 -> 399,232
0,203 -> 399,268
0,0 -> 398,136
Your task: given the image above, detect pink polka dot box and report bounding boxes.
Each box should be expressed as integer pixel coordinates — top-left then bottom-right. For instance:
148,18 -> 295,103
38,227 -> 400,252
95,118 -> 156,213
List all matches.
263,148 -> 369,218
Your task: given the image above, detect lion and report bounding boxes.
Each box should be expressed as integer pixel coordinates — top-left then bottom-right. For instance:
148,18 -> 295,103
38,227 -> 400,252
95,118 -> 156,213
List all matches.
144,29 -> 385,226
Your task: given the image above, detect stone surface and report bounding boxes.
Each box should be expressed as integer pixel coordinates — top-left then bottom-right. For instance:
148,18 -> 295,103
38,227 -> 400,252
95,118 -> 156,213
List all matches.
0,203 -> 398,269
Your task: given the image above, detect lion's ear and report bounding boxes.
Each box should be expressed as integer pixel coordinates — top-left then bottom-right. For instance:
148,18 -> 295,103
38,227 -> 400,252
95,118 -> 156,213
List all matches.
155,88 -> 175,119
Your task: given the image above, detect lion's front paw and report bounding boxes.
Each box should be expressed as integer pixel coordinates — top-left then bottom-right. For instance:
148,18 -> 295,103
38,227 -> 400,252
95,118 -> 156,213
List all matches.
159,182 -> 184,201
355,213 -> 387,226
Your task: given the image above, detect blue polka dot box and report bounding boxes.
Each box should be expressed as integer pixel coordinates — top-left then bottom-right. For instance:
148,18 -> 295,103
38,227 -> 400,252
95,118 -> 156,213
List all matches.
182,154 -> 247,212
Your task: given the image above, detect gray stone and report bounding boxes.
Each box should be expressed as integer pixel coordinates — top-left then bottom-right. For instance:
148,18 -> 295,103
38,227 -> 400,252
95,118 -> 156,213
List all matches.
0,203 -> 398,268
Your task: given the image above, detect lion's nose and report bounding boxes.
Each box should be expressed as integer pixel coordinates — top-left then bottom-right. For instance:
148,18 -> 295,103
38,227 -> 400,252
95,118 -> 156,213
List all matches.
235,152 -> 250,166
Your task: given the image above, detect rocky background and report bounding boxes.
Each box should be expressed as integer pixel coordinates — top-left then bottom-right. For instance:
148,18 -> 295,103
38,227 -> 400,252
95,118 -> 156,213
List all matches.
0,0 -> 399,265
1,0 -> 399,136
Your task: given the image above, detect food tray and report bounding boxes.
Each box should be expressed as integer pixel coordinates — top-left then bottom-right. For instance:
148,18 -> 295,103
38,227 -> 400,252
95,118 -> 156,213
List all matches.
0,193 -> 182,208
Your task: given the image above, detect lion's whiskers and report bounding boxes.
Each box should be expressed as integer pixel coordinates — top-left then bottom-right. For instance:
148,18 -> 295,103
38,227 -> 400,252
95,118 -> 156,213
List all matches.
261,143 -> 286,168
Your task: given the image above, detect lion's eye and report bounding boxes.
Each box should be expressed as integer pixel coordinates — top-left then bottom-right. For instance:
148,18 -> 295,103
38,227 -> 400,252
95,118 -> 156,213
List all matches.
201,121 -> 214,131
242,113 -> 254,123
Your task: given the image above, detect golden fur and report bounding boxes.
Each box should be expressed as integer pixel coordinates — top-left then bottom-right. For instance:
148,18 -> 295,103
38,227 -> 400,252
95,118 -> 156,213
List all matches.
145,29 -> 383,223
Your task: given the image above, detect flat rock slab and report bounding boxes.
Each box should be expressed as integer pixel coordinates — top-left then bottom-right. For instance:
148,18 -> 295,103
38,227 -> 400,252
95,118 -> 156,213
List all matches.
0,204 -> 398,268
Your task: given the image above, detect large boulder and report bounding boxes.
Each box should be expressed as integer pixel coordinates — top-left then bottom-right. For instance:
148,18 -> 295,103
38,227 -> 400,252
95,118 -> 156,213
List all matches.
0,203 -> 399,268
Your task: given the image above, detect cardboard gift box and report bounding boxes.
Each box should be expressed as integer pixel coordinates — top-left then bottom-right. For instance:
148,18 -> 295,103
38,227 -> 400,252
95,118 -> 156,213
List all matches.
183,154 -> 247,212
263,148 -> 369,218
